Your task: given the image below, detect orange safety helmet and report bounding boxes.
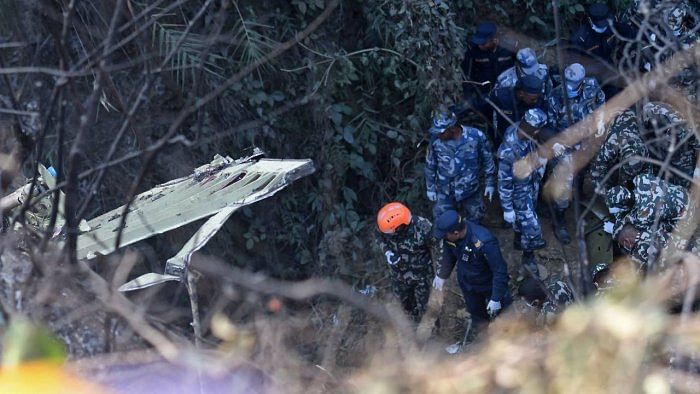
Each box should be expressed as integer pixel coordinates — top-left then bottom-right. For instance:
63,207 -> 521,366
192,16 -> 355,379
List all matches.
377,202 -> 412,234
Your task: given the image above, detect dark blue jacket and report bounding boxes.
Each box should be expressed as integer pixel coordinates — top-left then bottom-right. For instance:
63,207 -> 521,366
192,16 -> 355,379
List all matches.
461,43 -> 515,98
569,22 -> 634,65
488,86 -> 548,136
437,221 -> 509,301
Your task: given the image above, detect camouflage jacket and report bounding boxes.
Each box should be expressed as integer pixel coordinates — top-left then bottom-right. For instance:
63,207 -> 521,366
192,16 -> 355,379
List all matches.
589,109 -> 649,194
538,279 -> 575,326
612,173 -> 688,236
642,102 -> 699,187
547,78 -> 605,132
612,173 -> 689,266
493,64 -> 553,97
497,123 -> 543,213
631,173 -> 688,230
376,216 -> 435,283
425,125 -> 496,200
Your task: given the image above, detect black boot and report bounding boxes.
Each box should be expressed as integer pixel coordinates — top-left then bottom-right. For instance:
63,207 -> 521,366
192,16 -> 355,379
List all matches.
553,208 -> 571,244
513,231 -> 523,250
521,251 -> 540,278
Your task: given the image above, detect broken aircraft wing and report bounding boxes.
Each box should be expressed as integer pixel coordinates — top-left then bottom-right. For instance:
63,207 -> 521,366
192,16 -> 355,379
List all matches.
75,154 -> 314,262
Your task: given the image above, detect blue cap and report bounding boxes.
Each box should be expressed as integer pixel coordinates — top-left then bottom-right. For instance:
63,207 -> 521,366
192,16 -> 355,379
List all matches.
433,210 -> 465,239
517,75 -> 543,95
516,48 -> 539,75
472,22 -> 497,45
429,111 -> 457,135
564,63 -> 586,87
523,108 -> 547,128
588,3 -> 610,22
47,166 -> 57,177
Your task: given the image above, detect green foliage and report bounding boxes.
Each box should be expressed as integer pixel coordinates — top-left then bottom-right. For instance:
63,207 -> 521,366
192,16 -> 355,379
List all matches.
202,0 -> 466,282
2,318 -> 65,366
153,22 -> 227,89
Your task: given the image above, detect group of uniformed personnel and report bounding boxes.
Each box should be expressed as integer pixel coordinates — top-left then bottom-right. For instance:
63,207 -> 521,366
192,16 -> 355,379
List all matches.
373,1 -> 698,344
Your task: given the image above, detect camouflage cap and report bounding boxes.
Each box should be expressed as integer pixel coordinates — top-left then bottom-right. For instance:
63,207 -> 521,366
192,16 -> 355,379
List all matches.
564,63 -> 586,86
429,110 -> 457,135
606,186 -> 633,211
641,101 -> 655,119
516,48 -> 539,75
523,108 -> 547,129
665,6 -> 687,31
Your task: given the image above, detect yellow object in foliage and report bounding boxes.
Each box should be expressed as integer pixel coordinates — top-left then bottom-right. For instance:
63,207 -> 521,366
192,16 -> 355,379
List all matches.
0,361 -> 105,394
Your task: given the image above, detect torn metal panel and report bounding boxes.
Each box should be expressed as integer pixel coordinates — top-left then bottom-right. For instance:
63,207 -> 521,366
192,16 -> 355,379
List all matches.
118,205 -> 238,292
76,155 -> 314,260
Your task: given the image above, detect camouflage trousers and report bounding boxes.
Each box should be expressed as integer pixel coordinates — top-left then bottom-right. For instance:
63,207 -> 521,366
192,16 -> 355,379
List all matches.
547,153 -> 574,210
392,276 -> 432,322
513,183 -> 545,251
670,151 -> 696,188
433,192 -> 485,223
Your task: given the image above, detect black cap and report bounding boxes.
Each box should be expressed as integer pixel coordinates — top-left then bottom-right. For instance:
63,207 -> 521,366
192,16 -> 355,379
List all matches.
516,75 -> 544,95
433,210 -> 465,239
472,22 -> 497,45
588,3 -> 610,22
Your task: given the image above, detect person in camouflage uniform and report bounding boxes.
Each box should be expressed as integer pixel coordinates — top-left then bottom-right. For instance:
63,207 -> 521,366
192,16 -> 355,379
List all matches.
621,1 -> 698,102
425,111 -> 496,223
606,173 -> 689,268
518,276 -> 575,326
547,63 -> 606,133
493,47 -> 553,97
546,63 -> 605,243
497,109 -> 548,277
663,4 -> 699,103
376,202 -> 436,322
589,109 -> 650,196
641,102 -> 700,188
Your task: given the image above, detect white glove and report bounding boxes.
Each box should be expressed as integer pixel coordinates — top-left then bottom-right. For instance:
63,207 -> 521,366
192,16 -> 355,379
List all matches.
552,142 -> 566,157
432,276 -> 445,291
486,300 -> 502,316
503,210 -> 515,224
385,250 -> 400,265
603,221 -> 614,234
426,190 -> 437,202
484,186 -> 495,202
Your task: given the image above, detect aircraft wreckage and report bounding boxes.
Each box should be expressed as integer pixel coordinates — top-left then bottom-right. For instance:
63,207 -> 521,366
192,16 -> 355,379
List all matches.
2,150 -> 314,291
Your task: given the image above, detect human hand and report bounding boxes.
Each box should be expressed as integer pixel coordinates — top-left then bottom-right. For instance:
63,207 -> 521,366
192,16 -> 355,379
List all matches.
603,221 -> 614,234
552,142 -> 567,157
486,300 -> 502,316
503,210 -> 515,224
432,276 -> 445,291
484,186 -> 495,202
